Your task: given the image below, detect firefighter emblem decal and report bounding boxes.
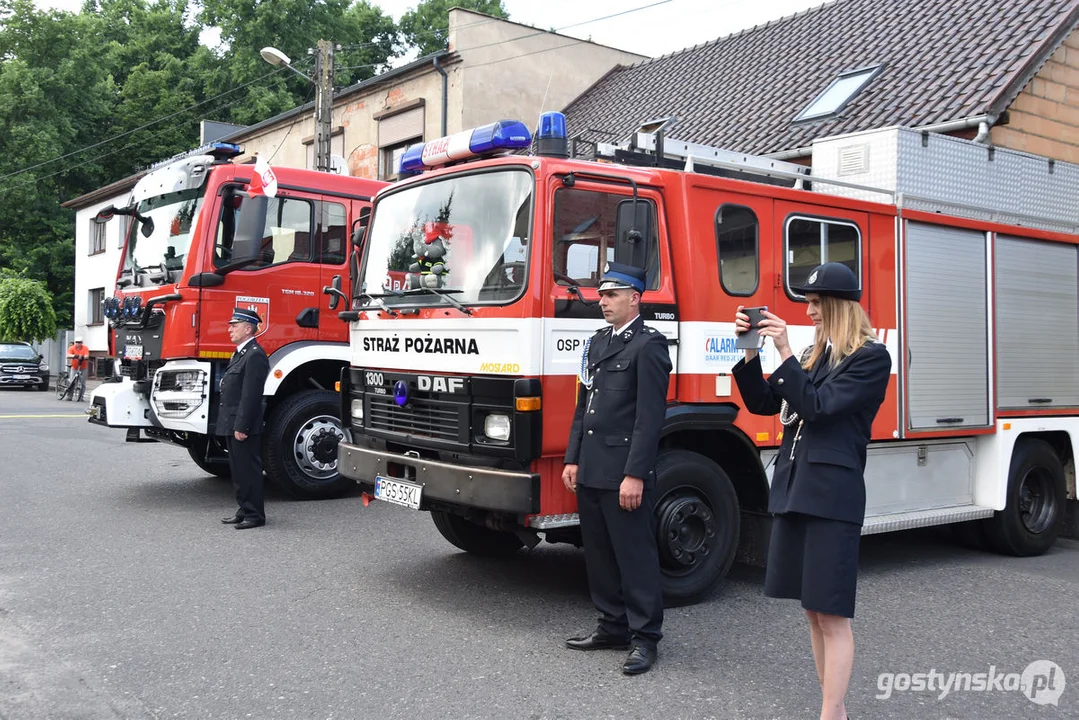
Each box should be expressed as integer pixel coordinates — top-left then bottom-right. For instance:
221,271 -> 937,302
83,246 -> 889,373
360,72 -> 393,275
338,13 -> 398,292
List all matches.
236,295 -> 270,337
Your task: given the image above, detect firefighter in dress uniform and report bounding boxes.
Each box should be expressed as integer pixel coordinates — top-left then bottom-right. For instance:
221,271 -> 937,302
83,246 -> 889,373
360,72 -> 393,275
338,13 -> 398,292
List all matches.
562,262 -> 672,676
218,307 -> 271,530
731,262 -> 891,720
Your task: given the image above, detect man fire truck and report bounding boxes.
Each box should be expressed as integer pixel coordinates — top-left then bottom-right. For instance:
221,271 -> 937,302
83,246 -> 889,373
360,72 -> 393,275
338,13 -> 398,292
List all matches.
336,113 -> 1075,604
88,143 -> 385,499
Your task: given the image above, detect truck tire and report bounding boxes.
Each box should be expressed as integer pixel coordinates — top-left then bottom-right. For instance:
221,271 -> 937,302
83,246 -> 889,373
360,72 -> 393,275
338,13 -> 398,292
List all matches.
431,510 -> 524,557
986,438 -> 1066,557
263,389 -> 352,500
653,449 -> 740,606
186,434 -> 231,479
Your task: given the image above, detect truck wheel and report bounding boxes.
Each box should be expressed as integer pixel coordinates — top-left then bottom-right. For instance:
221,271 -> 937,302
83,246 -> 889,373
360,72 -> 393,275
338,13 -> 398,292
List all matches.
263,389 -> 352,500
186,434 -> 231,479
986,438 -> 1066,557
653,450 -> 740,606
431,510 -> 524,557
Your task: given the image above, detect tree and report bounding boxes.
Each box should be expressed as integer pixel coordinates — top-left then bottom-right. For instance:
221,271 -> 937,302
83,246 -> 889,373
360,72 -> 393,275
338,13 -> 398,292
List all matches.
0,277 -> 58,343
399,0 -> 508,57
197,0 -> 397,125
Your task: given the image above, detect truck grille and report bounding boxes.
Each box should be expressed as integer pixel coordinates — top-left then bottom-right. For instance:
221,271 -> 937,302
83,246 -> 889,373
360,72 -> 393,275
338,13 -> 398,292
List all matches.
367,395 -> 462,442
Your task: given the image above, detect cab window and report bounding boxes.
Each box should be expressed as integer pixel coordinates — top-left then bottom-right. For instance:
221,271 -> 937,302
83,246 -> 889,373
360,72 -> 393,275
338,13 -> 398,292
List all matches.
215,190 -> 315,269
785,216 -> 860,299
553,188 -> 659,289
716,204 -> 759,296
320,201 -> 348,265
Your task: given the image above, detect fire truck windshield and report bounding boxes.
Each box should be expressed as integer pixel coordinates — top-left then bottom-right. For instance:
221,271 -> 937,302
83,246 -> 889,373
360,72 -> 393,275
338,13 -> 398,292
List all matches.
120,188 -> 205,285
360,169 -> 532,307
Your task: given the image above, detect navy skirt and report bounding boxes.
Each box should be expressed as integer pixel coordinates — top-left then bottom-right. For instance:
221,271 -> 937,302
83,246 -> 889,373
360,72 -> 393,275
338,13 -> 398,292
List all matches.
764,512 -> 862,618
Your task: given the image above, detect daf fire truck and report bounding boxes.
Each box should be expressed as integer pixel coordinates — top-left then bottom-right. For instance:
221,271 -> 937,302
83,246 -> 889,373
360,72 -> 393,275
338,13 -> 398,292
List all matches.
336,114 -> 1077,604
88,143 -> 385,499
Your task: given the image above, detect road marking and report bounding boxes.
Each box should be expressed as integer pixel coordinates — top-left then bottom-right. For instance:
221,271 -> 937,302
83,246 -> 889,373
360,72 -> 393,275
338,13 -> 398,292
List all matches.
0,414 -> 88,419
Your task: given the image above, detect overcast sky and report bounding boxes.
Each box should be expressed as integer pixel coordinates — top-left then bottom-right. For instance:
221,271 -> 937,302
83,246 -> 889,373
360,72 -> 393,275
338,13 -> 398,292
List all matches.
32,0 -> 828,58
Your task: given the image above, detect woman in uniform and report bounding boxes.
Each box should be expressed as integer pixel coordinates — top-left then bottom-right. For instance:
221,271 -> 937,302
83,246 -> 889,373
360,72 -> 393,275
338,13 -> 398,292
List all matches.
731,262 -> 892,720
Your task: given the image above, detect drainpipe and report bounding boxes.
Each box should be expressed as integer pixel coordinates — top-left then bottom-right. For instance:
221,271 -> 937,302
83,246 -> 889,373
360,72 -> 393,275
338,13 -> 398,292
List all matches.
432,56 -> 448,136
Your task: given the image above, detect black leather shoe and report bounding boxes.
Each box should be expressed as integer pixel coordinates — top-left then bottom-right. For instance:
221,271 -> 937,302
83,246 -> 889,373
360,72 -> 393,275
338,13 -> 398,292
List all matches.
221,515 -> 243,524
565,632 -> 630,651
622,644 -> 657,675
234,518 -> 265,529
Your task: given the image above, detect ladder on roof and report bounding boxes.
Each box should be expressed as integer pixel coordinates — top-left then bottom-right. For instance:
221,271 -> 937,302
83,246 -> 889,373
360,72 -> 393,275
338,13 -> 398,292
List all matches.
593,128 -> 813,186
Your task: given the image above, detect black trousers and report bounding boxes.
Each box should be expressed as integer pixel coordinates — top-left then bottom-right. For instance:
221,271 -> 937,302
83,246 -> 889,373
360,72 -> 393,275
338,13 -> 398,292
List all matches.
576,484 -> 663,647
227,434 -> 265,522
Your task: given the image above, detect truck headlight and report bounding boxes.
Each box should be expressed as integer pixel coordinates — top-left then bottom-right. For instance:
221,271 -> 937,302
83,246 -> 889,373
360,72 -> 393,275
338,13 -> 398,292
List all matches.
152,369 -> 207,418
351,399 -> 364,423
484,413 -> 511,441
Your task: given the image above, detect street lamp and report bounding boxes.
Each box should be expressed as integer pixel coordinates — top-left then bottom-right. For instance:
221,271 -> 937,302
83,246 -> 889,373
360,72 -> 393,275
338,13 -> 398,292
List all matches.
260,42 -> 335,173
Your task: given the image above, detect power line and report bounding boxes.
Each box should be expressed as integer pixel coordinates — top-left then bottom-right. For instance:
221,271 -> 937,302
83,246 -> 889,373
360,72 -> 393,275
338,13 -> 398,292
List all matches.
0,61 -> 308,184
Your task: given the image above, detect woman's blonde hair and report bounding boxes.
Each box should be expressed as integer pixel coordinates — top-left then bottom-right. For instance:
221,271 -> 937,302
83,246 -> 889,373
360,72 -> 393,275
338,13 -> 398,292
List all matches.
803,295 -> 878,370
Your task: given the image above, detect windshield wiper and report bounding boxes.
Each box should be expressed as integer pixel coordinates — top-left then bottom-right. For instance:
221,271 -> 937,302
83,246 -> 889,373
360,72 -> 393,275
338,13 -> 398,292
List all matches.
356,292 -> 399,316
403,286 -> 472,315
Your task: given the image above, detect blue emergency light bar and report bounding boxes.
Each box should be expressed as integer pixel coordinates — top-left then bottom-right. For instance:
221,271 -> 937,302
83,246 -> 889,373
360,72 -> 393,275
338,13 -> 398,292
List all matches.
150,142 -> 243,170
398,120 -> 532,175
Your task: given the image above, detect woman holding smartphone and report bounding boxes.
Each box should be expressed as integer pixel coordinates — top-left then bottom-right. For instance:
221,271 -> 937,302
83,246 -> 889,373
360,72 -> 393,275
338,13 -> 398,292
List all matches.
732,262 -> 891,720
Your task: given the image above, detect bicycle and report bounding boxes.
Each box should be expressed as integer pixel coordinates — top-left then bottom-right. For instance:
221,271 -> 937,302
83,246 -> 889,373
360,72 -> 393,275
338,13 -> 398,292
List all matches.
56,370 -> 85,402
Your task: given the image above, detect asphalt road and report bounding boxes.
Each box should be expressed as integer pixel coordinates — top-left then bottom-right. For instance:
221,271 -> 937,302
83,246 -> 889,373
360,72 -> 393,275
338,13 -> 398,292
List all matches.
0,387 -> 1076,720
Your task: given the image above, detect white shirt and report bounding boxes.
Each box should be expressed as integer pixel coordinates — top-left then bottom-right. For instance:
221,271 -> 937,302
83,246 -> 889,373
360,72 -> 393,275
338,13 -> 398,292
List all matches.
235,337 -> 255,353
613,315 -> 640,337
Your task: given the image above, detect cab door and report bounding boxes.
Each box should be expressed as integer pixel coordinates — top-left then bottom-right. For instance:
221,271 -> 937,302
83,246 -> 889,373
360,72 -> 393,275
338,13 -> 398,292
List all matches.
315,197 -> 356,343
198,185 -> 322,357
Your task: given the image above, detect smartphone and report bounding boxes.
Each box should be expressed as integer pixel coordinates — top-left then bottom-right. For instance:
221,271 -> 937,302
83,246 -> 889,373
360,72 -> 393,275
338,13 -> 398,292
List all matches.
735,306 -> 768,350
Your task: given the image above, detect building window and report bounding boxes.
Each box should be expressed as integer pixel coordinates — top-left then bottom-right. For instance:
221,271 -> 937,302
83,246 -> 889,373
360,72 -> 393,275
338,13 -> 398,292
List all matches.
715,204 -> 759,296
784,216 -> 861,300
794,65 -> 883,123
89,287 -> 105,324
90,219 -> 106,255
553,189 -> 659,290
379,139 -> 420,181
304,131 -> 346,171
377,106 -> 425,181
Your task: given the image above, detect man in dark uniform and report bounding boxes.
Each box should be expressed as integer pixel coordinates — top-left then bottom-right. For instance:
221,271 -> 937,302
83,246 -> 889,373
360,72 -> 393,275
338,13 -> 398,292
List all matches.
562,262 -> 672,675
218,307 -> 270,529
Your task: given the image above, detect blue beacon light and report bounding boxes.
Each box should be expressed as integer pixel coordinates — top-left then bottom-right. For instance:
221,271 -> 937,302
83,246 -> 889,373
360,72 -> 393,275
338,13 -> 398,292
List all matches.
536,111 -> 568,158
398,119 -> 533,175
393,380 -> 410,407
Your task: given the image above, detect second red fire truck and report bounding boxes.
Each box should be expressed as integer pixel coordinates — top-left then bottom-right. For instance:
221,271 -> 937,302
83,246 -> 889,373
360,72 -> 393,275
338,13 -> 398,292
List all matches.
336,115 -> 1077,604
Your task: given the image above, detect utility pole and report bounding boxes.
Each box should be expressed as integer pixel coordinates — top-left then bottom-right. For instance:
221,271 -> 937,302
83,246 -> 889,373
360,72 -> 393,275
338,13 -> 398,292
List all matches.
313,39 -> 335,173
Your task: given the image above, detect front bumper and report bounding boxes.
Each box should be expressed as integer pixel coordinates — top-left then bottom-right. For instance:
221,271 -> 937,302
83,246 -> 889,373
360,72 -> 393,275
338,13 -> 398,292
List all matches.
88,378 -> 156,428
338,441 -> 540,515
0,373 -> 46,387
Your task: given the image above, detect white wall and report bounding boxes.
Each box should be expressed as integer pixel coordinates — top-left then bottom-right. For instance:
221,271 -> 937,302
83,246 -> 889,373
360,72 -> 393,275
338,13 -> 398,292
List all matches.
72,194 -> 131,356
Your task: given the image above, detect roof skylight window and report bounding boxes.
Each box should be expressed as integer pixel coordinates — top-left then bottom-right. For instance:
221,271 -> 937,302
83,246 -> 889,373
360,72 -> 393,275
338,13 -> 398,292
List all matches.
794,65 -> 883,122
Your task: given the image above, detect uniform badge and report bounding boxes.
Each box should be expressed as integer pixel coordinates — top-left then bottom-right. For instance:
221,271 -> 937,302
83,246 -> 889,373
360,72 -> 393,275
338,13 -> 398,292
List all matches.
603,262 -> 610,273
807,270 -> 819,285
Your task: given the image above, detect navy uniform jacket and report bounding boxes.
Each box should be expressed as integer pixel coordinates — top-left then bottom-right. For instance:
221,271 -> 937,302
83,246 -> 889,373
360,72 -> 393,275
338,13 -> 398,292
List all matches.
216,339 -> 270,436
732,342 -> 891,525
564,316 -> 672,489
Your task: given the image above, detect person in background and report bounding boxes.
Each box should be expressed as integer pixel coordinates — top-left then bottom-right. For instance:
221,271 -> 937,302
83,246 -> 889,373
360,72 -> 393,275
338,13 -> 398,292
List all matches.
562,262 -> 672,676
218,308 -> 270,530
64,337 -> 90,400
732,262 -> 891,720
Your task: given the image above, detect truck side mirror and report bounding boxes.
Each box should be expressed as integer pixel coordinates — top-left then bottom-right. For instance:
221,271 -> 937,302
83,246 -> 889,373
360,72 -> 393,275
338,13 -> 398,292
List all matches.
351,207 -> 371,248
95,205 -> 116,222
614,199 -> 654,269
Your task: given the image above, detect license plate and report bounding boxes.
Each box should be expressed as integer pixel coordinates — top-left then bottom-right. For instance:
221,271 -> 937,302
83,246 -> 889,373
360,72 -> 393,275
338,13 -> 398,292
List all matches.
14,374 -> 31,380
124,345 -> 143,360
374,475 -> 423,510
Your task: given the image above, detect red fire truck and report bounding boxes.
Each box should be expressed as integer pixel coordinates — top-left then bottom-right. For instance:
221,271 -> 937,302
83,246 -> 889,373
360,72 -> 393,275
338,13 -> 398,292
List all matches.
88,143 -> 385,499
336,116 -> 1077,603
